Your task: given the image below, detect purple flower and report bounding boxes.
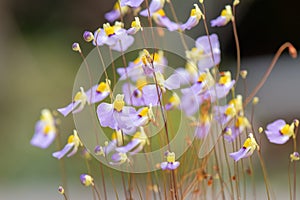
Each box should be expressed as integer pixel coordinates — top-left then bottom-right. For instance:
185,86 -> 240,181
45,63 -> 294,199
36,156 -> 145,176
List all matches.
192,34 -> 221,70
194,114 -> 211,139
180,4 -> 203,31
165,92 -> 180,110
265,119 -> 295,144
97,94 -> 136,131
115,127 -> 149,155
120,0 -> 144,7
152,9 -> 180,31
52,130 -> 82,159
230,133 -> 259,162
224,116 -> 251,142
210,5 -> 232,27
30,109 -> 56,149
110,152 -> 129,165
161,151 -> 180,170
127,17 -> 143,35
57,82 -> 110,117
140,0 -> 165,17
105,2 -> 129,22
94,22 -> 134,52
80,174 -> 94,186
175,62 -> 198,85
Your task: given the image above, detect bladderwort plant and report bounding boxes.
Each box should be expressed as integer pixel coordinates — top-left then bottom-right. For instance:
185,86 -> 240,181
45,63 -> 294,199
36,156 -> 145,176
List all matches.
30,0 -> 299,199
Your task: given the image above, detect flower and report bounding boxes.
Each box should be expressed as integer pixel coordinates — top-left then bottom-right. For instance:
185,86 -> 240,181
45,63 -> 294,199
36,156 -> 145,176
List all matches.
94,22 -> 134,52
115,127 -> 149,155
105,2 -> 129,22
229,133 -> 259,162
265,119 -> 295,144
127,17 -> 143,35
290,152 -> 300,162
57,82 -> 110,117
97,94 -> 136,131
180,4 -> 203,31
140,0 -> 165,17
80,174 -> 94,186
52,130 -> 83,159
120,0 -> 144,7
161,151 -> 180,170
190,34 -> 221,71
210,5 -> 232,27
152,9 -> 180,31
165,92 -> 181,110
110,152 -> 130,165
30,109 -> 57,149
57,87 -> 87,117
224,116 -> 251,142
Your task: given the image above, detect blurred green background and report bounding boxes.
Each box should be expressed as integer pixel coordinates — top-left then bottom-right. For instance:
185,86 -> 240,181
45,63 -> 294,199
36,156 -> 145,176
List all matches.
1,0 -> 300,199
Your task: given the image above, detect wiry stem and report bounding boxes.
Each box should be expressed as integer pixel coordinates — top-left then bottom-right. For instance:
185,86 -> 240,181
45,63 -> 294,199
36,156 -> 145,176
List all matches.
232,5 -> 241,85
244,42 -> 297,106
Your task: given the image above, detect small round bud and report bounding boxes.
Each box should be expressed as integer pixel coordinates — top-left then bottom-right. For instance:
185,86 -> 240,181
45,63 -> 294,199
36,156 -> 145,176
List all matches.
83,31 -> 94,42
80,174 -> 94,186
258,127 -> 263,134
290,152 -> 300,162
240,70 -> 248,79
293,119 -> 299,127
233,0 -> 240,6
252,97 -> 259,105
58,186 -> 64,194
72,43 -> 81,53
288,45 -> 297,59
199,0 -> 204,3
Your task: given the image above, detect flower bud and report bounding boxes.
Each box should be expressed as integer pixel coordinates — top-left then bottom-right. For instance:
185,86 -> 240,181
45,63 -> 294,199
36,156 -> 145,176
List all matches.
80,174 -> 94,186
83,31 -> 94,42
58,186 -> 64,194
72,43 -> 81,53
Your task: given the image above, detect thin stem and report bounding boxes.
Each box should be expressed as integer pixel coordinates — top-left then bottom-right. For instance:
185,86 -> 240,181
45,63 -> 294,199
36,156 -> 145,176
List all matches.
222,137 -> 234,199
99,164 -> 108,200
288,161 -> 292,200
244,42 -> 296,106
256,151 -> 271,200
232,5 -> 241,85
93,184 -> 102,200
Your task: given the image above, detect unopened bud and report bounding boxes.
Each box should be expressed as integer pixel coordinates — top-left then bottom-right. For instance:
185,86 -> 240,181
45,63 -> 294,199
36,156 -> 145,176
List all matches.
72,42 -> 81,53
294,119 -> 299,127
252,97 -> 259,105
83,31 -> 94,42
258,127 -> 263,134
288,45 -> 297,59
240,70 -> 248,79
58,186 -> 64,194
233,0 -> 240,6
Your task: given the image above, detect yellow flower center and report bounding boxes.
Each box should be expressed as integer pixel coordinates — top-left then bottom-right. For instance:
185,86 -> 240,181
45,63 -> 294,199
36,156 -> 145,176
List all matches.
197,73 -> 207,83
74,91 -> 83,101
68,135 -> 74,144
280,124 -> 294,136
43,125 -> 52,135
104,26 -> 115,36
139,107 -> 149,117
166,152 -> 176,163
157,9 -> 166,17
113,94 -> 125,112
225,106 -> 236,116
96,82 -> 109,93
136,78 -> 147,90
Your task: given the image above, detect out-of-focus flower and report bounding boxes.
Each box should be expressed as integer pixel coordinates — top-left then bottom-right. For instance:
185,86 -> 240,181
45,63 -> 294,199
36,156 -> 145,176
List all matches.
121,0 -> 144,7
110,152 -> 130,165
127,17 -> 143,35
57,82 -> 110,117
80,174 -> 94,186
265,119 -> 295,144
210,5 -> 232,27
180,4 -> 203,31
175,62 -> 199,85
105,2 -> 129,22
152,9 -> 180,31
161,151 -> 180,170
97,94 -> 136,131
57,87 -> 87,117
95,130 -> 124,156
115,127 -> 149,155
58,186 -> 65,195
30,109 -> 56,149
230,133 -> 259,162
224,116 -> 251,142
290,152 -> 300,162
52,130 -> 83,159
94,22 -> 134,52
186,34 -> 221,71
140,0 -> 165,17
165,92 -> 180,110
